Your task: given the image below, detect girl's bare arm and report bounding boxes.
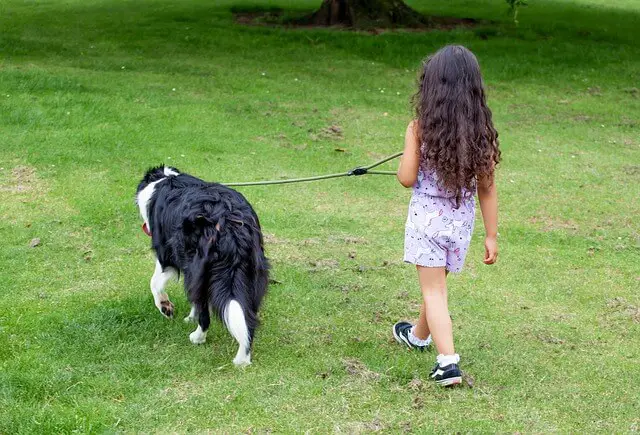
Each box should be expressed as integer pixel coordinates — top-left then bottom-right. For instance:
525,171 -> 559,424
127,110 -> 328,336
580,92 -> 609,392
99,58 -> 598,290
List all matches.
397,121 -> 420,188
477,172 -> 498,264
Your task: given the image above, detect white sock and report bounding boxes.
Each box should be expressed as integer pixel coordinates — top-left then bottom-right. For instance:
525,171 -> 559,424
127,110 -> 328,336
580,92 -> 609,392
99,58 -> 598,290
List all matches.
437,353 -> 460,367
408,326 -> 432,347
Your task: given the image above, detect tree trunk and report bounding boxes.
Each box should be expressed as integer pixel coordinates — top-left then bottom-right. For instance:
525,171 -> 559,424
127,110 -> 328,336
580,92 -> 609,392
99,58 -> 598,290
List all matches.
306,0 -> 429,28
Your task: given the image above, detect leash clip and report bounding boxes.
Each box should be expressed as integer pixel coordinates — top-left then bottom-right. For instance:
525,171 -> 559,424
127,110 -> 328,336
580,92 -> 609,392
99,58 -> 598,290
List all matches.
348,167 -> 368,176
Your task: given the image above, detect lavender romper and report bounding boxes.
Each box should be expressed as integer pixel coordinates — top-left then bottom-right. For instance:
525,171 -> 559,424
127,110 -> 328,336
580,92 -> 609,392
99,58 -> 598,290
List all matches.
404,168 -> 476,273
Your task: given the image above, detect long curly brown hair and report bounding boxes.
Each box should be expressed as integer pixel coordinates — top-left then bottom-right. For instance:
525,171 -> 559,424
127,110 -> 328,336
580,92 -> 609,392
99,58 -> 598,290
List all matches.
413,45 -> 500,204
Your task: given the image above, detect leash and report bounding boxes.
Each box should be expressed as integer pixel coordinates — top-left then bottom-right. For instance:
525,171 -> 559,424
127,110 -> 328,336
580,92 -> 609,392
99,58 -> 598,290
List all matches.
222,152 -> 402,187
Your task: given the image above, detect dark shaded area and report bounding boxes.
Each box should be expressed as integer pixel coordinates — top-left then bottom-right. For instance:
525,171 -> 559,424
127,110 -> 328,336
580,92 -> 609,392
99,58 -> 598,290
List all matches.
302,0 -> 429,28
233,4 -> 481,32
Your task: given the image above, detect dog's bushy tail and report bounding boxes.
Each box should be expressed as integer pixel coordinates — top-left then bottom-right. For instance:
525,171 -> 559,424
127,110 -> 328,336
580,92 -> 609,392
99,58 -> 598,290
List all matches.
184,210 -> 269,346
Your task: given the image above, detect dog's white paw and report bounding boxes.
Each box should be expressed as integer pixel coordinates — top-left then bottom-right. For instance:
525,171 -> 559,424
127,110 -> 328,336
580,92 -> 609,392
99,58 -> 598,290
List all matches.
233,352 -> 251,367
189,327 -> 207,345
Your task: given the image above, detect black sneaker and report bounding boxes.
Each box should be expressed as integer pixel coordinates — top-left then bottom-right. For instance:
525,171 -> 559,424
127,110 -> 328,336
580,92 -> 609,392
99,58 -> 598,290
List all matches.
430,362 -> 462,387
392,321 -> 429,351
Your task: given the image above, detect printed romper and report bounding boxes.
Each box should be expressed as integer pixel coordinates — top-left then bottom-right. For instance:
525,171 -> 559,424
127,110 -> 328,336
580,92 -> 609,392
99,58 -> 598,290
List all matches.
404,168 -> 476,273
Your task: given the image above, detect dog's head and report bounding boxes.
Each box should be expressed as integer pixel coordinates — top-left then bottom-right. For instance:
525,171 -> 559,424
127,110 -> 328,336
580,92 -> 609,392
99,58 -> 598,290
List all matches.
136,165 -> 180,196
136,165 -> 180,234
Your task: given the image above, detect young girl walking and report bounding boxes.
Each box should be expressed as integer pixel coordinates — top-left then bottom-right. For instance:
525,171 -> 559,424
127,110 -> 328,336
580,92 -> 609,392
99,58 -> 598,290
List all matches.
393,45 -> 500,386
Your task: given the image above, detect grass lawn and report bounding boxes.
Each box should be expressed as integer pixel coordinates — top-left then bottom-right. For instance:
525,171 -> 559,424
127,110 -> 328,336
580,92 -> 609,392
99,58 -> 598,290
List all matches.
1,0 -> 639,432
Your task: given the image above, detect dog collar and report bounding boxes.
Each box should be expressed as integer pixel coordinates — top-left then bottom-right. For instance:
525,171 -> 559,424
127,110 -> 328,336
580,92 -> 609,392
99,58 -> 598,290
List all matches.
142,223 -> 152,237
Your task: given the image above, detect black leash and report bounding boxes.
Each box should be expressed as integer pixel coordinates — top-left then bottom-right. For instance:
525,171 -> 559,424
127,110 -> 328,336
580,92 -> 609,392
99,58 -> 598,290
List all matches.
222,152 -> 402,187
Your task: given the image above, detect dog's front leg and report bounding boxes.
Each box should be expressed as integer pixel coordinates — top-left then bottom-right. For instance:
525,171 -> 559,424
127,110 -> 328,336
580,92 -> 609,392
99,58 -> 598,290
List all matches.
150,260 -> 177,318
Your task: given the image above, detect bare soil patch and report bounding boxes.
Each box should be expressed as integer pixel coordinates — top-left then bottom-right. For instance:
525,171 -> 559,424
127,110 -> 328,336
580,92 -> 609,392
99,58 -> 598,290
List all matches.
233,8 -> 483,33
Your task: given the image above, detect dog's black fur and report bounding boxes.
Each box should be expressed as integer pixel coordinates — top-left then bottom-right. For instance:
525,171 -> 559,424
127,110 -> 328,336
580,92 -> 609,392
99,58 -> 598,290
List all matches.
137,166 -> 269,364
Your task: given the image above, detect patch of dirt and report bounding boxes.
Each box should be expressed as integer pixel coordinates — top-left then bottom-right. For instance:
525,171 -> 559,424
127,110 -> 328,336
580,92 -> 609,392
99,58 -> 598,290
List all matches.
407,377 -> 424,392
411,395 -> 424,409
342,358 -> 380,381
623,87 -> 639,98
587,86 -> 602,96
365,418 -> 385,432
233,9 -> 483,33
1,165 -> 39,193
319,124 -> 343,140
372,311 -> 384,323
329,235 -> 368,245
308,258 -> 340,271
551,313 -> 576,323
623,165 -> 640,176
397,290 -> 409,299
301,238 -> 320,246
606,297 -> 640,324
537,334 -> 565,345
355,261 -> 399,273
400,422 -> 413,433
263,233 -> 288,244
334,283 -> 362,294
616,117 -> 638,128
462,371 -> 476,388
317,370 -> 331,380
234,9 -> 284,26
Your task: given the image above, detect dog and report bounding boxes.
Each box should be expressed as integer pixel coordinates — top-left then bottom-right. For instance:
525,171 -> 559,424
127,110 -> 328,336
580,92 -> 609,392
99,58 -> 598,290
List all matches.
136,165 -> 269,366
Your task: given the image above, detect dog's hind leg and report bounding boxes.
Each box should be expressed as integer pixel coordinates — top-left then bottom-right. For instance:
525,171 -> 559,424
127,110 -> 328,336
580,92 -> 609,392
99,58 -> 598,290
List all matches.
224,300 -> 251,367
150,260 -> 177,318
189,307 -> 209,345
183,305 -> 198,323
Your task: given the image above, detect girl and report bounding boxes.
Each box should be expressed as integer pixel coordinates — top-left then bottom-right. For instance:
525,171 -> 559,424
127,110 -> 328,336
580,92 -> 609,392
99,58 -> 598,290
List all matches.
393,45 -> 500,387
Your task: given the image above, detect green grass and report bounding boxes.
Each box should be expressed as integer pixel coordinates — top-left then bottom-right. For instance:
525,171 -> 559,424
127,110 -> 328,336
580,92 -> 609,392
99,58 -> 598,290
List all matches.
1,0 -> 639,432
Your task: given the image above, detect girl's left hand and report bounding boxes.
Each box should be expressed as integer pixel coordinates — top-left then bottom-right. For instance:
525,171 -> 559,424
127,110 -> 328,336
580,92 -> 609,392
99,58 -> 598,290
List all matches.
484,236 -> 498,264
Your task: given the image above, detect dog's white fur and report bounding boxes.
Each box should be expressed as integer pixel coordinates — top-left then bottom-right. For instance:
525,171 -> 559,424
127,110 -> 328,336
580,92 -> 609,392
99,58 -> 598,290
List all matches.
225,300 -> 251,366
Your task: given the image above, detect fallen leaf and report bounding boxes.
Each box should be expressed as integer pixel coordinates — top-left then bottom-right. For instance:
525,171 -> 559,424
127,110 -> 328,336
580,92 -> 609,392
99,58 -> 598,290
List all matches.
29,238 -> 41,248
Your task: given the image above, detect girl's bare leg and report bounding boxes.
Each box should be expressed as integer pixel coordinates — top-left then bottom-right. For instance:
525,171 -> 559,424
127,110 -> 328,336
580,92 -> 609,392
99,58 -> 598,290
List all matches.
414,270 -> 447,340
413,302 -> 430,340
417,266 -> 454,355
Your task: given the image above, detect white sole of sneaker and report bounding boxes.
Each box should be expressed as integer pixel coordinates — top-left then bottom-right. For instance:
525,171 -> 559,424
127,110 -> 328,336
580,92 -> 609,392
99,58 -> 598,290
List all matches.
436,376 -> 462,387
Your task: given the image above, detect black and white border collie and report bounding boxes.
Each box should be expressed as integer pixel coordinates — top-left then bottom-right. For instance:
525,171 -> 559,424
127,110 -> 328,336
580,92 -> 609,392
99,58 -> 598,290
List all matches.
136,166 -> 269,366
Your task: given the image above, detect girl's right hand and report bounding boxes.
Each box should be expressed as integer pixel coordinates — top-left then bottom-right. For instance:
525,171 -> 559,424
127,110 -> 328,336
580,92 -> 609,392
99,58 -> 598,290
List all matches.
484,236 -> 498,264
